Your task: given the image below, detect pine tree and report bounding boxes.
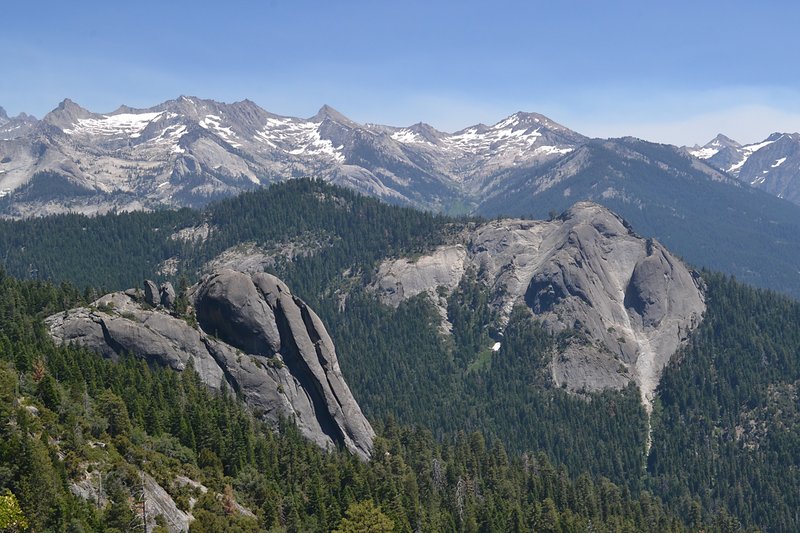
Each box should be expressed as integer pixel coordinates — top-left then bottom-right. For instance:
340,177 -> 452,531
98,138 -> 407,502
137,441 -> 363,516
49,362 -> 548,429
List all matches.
333,500 -> 394,533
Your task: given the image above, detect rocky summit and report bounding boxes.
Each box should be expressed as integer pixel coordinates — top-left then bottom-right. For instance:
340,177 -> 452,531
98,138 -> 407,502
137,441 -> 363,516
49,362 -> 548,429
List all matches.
46,269 -> 375,460
372,201 -> 706,410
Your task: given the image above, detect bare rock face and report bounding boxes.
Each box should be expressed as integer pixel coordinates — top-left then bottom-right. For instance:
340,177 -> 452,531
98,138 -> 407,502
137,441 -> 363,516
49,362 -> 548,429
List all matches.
160,281 -> 176,309
141,472 -> 192,532
525,203 -> 705,408
144,279 -> 160,307
47,269 -> 374,460
371,202 -> 705,410
373,246 -> 468,307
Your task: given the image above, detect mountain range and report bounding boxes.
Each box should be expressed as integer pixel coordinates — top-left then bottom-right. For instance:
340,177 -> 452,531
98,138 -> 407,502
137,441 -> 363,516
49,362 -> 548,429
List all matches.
688,132 -> 800,204
0,96 -> 587,217
2,97 -> 800,298
2,96 -> 799,216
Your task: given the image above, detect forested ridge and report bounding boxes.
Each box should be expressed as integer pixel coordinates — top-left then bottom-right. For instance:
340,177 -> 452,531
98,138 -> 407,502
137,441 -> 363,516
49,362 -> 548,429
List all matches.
0,180 -> 798,531
650,273 -> 800,532
0,179 -> 456,294
327,274 -> 800,532
0,272 -> 709,532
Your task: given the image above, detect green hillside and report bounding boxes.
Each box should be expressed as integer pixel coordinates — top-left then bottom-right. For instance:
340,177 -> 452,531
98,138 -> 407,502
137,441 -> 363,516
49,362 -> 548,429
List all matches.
1,180 -> 798,530
0,272 -> 699,532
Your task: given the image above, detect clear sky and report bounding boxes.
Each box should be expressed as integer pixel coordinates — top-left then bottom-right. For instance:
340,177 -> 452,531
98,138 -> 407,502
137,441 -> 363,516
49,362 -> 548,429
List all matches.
2,0 -> 799,145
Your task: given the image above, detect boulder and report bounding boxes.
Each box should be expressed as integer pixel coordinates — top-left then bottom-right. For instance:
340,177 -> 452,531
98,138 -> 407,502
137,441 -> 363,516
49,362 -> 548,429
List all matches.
144,279 -> 160,307
194,270 -> 281,355
160,281 -> 176,309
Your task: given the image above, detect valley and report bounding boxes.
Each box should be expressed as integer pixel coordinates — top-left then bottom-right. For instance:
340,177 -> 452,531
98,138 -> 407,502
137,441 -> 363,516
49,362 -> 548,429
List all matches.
1,180 -> 799,531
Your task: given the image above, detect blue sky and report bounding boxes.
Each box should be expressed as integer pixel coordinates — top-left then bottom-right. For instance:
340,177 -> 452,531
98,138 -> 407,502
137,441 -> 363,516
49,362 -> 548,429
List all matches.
2,0 -> 799,145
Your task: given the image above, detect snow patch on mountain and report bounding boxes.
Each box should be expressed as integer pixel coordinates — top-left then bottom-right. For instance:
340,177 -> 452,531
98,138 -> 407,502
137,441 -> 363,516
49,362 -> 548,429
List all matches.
199,114 -> 241,148
689,147 -> 720,159
149,124 -> 188,154
535,145 -> 574,156
254,117 -> 344,162
446,120 -> 541,152
437,113 -> 580,171
64,112 -> 164,138
728,137 -> 780,173
390,129 -> 432,144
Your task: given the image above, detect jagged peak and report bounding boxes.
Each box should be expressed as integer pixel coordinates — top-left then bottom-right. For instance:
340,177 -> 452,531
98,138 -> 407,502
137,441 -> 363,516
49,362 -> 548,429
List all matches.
311,104 -> 354,125
688,134 -> 739,151
452,123 -> 490,136
0,106 -> 7,120
162,95 -> 210,110
42,98 -> 94,127
111,104 -> 138,114
408,121 -> 438,133
757,132 -> 800,146
13,112 -> 37,122
405,122 -> 445,142
154,95 -> 239,120
50,99 -> 88,117
232,98 -> 262,110
686,134 -> 740,158
710,133 -> 739,145
492,111 -> 566,131
162,95 -> 220,109
227,98 -> 274,118
56,98 -> 89,113
513,110 -> 554,122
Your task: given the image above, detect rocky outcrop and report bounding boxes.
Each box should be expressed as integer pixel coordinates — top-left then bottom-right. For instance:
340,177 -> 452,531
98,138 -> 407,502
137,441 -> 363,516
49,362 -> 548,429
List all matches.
371,202 -> 706,410
47,269 -> 374,460
144,280 -> 160,307
141,279 -> 177,309
160,281 -> 176,309
373,246 -> 467,307
142,472 -> 192,532
70,469 -> 254,532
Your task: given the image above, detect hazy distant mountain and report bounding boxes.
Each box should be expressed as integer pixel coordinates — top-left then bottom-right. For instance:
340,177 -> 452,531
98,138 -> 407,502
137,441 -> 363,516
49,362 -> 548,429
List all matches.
0,106 -> 38,141
3,96 -> 799,219
689,132 -> 800,204
687,133 -> 745,171
0,97 -> 586,217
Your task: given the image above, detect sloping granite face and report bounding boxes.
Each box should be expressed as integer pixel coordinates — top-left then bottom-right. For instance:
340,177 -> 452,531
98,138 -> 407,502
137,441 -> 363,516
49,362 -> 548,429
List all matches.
371,202 -> 706,409
47,269 -> 374,460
